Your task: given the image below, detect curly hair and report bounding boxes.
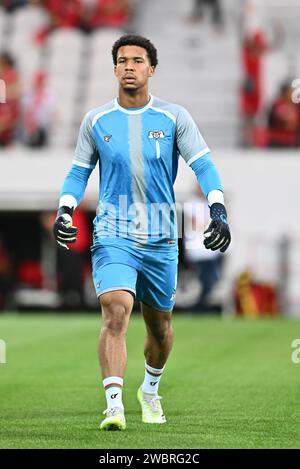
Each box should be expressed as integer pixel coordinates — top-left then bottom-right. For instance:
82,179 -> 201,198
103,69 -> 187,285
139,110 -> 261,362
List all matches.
112,34 -> 158,67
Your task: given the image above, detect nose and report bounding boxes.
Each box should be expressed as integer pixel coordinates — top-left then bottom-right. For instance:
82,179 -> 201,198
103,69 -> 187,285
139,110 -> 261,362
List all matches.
125,60 -> 135,71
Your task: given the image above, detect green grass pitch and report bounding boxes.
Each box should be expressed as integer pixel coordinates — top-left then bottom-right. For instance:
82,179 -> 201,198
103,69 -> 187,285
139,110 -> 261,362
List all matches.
0,313 -> 300,449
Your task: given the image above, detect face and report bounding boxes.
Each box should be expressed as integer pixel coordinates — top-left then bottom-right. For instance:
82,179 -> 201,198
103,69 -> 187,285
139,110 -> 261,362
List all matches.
114,45 -> 155,91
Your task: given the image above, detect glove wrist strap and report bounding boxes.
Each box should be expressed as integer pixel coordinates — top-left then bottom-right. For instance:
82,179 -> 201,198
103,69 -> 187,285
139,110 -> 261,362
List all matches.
57,205 -> 74,219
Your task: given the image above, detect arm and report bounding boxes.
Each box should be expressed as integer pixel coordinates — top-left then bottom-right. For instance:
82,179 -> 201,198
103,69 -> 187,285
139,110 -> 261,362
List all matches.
176,107 -> 231,252
53,111 -> 98,250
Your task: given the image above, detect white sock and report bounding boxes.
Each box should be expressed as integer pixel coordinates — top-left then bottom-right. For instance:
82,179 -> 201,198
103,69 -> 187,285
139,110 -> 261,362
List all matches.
103,376 -> 124,411
141,362 -> 165,395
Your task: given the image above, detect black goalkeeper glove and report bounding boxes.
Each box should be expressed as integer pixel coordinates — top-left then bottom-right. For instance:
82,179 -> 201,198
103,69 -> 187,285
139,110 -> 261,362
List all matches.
53,206 -> 78,250
203,203 -> 231,253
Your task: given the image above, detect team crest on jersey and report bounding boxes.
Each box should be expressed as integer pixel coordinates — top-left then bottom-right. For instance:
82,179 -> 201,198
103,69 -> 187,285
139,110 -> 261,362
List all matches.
104,135 -> 112,142
148,130 -> 165,139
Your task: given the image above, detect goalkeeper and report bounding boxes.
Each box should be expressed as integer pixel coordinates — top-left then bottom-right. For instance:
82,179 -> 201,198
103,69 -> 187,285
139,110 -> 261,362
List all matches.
53,34 -> 231,431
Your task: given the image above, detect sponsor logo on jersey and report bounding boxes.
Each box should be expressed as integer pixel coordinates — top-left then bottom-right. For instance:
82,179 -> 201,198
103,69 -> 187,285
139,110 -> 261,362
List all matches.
148,130 -> 165,139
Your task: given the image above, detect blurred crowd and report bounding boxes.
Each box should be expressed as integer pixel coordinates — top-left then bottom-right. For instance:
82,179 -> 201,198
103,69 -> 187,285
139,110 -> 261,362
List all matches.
0,0 -> 132,34
1,0 -> 299,149
239,0 -> 300,148
188,0 -> 224,32
188,0 -> 300,148
0,51 -> 53,147
0,0 -> 133,147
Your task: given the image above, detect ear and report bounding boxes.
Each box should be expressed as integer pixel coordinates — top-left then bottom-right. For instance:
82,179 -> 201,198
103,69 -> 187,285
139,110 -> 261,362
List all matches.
148,66 -> 155,78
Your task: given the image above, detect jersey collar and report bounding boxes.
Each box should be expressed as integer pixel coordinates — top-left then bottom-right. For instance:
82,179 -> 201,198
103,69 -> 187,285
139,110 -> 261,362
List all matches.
114,94 -> 154,114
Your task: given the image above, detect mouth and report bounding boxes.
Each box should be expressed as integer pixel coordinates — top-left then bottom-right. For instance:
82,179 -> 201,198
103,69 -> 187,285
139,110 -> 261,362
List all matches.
123,76 -> 136,83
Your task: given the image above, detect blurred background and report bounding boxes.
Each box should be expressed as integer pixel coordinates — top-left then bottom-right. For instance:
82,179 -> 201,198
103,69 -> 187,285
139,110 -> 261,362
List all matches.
0,0 -> 299,317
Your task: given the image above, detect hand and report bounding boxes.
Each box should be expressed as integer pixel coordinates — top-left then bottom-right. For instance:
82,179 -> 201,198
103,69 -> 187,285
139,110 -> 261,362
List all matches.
53,212 -> 78,250
203,203 -> 231,253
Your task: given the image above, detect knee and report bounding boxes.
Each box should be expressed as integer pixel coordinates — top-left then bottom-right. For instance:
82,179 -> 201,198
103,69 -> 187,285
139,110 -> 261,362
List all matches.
102,305 -> 128,336
151,320 -> 173,344
100,293 -> 131,336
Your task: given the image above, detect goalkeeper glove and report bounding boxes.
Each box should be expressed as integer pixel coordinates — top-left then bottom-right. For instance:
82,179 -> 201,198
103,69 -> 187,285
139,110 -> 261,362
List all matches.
204,203 -> 231,253
53,206 -> 78,250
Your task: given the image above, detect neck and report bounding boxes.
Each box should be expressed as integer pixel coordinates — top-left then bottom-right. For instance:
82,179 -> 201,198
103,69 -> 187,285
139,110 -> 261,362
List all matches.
117,87 -> 150,109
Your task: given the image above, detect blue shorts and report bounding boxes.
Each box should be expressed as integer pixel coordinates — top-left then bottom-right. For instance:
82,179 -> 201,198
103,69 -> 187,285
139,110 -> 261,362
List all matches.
91,238 -> 178,312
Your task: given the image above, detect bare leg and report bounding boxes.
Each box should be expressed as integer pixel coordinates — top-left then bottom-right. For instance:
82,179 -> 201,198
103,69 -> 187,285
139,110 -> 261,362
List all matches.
141,302 -> 173,369
98,290 -> 134,378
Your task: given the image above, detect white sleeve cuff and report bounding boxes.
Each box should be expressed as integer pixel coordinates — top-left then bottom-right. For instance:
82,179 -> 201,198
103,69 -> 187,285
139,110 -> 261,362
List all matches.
207,190 -> 224,206
59,194 -> 78,209
186,148 -> 210,166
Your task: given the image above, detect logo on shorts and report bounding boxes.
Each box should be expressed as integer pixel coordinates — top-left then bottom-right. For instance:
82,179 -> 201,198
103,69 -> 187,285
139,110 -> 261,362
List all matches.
148,130 -> 165,139
104,135 -> 112,142
170,293 -> 176,301
96,281 -> 102,288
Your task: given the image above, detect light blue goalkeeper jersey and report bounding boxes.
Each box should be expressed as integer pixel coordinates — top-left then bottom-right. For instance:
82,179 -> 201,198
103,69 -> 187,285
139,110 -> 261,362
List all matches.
64,95 -> 219,247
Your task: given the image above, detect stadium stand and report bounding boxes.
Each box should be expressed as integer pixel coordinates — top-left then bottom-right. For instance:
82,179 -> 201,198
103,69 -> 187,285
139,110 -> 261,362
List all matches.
0,2 -> 135,147
46,28 -> 83,146
137,0 -> 240,147
0,7 -> 6,44
5,5 -> 48,85
0,0 -> 299,149
84,28 -> 124,111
